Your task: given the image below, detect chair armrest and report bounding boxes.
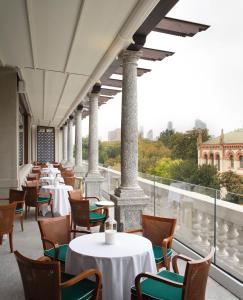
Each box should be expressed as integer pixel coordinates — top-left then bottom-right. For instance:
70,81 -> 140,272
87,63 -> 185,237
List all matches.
37,256 -> 52,262
84,196 -> 100,201
60,268 -> 102,289
42,237 -> 59,260
126,229 -> 143,234
161,235 -> 174,258
71,229 -> 91,235
135,272 -> 184,298
172,254 -> 193,274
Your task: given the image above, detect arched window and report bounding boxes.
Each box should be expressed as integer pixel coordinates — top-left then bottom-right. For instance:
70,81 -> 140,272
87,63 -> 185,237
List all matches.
203,153 -> 208,165
230,155 -> 234,169
215,154 -> 220,171
240,156 -> 243,168
210,153 -> 214,166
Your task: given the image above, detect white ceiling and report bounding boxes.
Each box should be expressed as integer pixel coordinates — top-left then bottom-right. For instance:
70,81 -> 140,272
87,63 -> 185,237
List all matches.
0,0 -> 159,127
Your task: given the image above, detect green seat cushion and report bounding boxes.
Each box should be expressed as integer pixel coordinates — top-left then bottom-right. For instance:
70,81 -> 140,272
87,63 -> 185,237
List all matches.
38,196 -> 50,203
89,212 -> 106,223
131,270 -> 184,300
61,272 -> 97,300
15,208 -> 23,214
89,203 -> 98,210
44,244 -> 68,262
153,246 -> 173,263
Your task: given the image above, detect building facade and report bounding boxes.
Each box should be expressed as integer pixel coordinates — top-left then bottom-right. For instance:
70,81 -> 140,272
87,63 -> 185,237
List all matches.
198,129 -> 243,176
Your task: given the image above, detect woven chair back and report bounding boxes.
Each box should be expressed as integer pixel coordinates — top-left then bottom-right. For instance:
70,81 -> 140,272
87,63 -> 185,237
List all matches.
0,202 -> 16,234
14,251 -> 60,300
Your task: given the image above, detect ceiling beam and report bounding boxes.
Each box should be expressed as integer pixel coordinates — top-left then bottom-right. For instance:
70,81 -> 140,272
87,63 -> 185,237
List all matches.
24,66 -> 89,77
141,47 -> 174,61
114,66 -> 151,77
101,78 -> 122,88
52,74 -> 70,122
129,0 -> 179,50
153,17 -> 210,37
63,0 -> 85,73
100,88 -> 121,96
25,0 -> 38,69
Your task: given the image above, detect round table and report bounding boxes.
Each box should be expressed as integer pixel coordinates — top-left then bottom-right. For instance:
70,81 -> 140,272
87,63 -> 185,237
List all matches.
39,176 -> 64,186
41,184 -> 73,216
95,200 -> 114,218
41,167 -> 60,176
65,232 -> 156,300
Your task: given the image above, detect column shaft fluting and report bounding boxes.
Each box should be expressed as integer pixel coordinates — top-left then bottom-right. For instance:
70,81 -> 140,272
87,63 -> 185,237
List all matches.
88,93 -> 99,174
120,50 -> 141,189
67,119 -> 74,164
75,110 -> 82,167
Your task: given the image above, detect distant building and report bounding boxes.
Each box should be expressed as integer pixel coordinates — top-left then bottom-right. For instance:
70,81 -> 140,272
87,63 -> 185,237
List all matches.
108,128 -> 121,141
146,129 -> 153,140
197,129 -> 243,176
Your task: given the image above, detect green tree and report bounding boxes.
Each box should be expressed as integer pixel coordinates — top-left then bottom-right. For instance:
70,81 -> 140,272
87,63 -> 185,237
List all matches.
219,171 -> 243,194
138,138 -> 170,173
158,128 -> 175,148
170,129 -> 210,161
150,157 -> 182,179
190,164 -> 219,189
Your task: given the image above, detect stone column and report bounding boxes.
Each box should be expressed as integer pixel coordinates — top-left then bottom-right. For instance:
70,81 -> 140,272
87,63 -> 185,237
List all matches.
111,50 -> 148,231
74,104 -> 84,176
65,116 -> 74,168
85,83 -> 104,198
61,123 -> 67,164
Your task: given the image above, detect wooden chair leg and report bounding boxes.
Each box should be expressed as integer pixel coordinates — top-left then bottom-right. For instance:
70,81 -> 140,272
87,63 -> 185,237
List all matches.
20,216 -> 24,231
50,204 -> 54,217
9,232 -> 13,253
25,204 -> 28,219
35,206 -> 38,221
0,234 -> 3,245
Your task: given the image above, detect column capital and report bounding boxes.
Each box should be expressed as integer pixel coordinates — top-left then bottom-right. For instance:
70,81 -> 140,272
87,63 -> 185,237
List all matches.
120,49 -> 143,65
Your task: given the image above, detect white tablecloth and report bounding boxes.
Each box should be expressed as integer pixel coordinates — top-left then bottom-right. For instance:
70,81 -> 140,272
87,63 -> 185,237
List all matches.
65,232 -> 156,300
41,184 -> 73,216
39,176 -> 64,186
41,167 -> 60,176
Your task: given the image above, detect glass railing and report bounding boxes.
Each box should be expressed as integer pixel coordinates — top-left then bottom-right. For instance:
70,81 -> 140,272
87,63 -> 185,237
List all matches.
98,165 -> 243,283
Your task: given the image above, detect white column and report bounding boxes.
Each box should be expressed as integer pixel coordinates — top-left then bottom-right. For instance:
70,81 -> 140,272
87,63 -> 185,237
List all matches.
65,117 -> 74,167
87,92 -> 99,175
111,50 -> 148,231
85,83 -> 104,197
61,123 -> 67,164
74,105 -> 83,175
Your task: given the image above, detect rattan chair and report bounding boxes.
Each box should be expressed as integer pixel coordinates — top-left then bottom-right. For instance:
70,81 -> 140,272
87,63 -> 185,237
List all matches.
69,198 -> 108,234
9,189 -> 26,231
38,215 -> 90,263
14,250 -> 102,300
61,169 -> 74,177
128,215 -> 176,271
63,176 -> 75,188
26,173 -> 39,181
22,185 -> 54,220
0,202 -> 17,252
131,248 -> 215,300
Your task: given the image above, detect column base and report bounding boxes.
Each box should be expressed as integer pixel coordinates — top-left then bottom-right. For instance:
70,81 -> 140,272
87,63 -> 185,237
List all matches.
73,165 -> 86,177
85,173 -> 104,198
110,187 -> 149,232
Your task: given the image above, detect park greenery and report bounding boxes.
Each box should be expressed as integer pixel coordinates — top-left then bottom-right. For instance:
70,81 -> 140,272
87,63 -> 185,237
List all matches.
82,127 -> 243,198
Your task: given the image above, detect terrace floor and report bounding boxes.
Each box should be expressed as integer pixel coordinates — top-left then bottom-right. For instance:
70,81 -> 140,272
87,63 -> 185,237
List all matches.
0,210 -> 239,300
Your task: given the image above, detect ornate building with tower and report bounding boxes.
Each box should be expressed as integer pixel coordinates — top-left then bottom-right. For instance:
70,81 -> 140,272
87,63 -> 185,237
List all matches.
198,129 -> 243,176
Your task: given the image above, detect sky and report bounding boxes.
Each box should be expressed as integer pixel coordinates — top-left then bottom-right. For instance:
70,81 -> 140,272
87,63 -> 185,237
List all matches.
82,0 -> 243,141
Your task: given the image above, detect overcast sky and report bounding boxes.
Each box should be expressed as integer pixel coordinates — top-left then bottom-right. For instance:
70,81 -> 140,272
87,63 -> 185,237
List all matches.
82,0 -> 243,140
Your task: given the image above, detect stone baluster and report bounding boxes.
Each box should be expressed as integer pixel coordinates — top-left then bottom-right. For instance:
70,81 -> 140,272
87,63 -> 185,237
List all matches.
226,222 -> 239,266
200,212 -> 211,251
217,218 -> 229,258
235,226 -> 243,272
191,209 -> 202,243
